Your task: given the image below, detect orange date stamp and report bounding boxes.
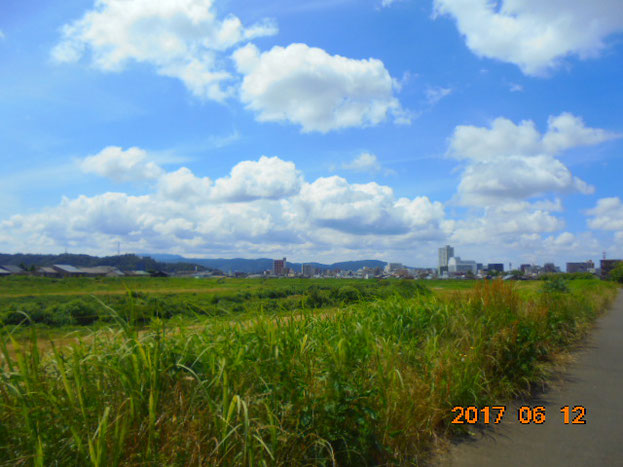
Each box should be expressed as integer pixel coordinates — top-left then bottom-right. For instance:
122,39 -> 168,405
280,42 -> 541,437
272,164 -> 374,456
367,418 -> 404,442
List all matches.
451,405 -> 586,424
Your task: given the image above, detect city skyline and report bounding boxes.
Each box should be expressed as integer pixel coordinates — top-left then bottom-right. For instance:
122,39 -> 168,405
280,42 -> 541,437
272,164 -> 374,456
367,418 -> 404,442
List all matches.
1,1 -> 623,267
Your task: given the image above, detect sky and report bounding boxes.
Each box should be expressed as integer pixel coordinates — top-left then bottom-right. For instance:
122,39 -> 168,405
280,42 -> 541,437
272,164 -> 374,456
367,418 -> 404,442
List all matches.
1,0 -> 623,268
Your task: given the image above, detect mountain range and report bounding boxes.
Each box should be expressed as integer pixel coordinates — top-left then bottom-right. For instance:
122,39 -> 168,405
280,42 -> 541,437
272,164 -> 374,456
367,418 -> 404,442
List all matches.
147,254 -> 389,274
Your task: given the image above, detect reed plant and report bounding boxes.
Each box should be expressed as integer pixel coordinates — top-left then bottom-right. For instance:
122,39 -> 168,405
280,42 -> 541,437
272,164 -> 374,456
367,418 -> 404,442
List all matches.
0,279 -> 618,465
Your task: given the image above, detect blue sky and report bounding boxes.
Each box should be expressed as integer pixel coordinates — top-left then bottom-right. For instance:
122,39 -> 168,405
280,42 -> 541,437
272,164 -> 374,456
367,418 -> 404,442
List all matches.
1,0 -> 623,267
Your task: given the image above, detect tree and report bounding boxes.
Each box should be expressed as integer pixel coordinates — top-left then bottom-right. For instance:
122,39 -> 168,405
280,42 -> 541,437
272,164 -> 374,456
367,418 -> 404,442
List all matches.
609,262 -> 623,284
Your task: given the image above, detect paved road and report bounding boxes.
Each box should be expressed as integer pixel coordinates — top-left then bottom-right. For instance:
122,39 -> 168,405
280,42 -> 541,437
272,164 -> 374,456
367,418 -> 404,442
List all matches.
434,290 -> 623,467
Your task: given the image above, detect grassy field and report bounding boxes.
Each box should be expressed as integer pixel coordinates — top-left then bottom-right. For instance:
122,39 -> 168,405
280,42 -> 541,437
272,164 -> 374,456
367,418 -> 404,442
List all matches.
0,277 -> 448,334
0,277 -> 619,465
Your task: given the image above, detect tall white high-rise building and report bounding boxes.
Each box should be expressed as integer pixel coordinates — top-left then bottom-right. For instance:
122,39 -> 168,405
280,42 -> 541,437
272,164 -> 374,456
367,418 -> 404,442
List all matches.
438,245 -> 454,274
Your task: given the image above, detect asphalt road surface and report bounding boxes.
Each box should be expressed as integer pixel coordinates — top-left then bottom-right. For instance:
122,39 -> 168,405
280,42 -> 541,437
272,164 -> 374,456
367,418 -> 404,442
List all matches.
433,290 -> 623,467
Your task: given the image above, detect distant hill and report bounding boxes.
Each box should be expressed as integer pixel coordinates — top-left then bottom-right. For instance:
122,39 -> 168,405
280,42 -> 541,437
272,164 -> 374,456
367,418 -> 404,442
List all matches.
1,252 -> 396,275
147,254 -> 388,274
0,253 -> 209,273
330,260 -> 387,271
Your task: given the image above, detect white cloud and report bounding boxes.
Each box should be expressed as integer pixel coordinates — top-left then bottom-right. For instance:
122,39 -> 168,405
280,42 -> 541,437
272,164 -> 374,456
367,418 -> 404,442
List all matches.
232,42 -> 407,132
547,231 -> 575,247
587,197 -> 623,231
433,0 -> 623,76
340,152 -> 396,176
509,83 -> 523,92
52,0 -> 277,101
0,30 -> 5,40
447,113 -> 619,205
520,231 -> 600,261
425,86 -> 452,105
458,154 -> 593,205
448,113 -> 619,162
292,176 -> 445,236
342,153 -> 382,173
81,146 -> 164,182
81,149 -> 301,203
449,201 -> 565,244
542,113 -> 620,154
157,167 -> 212,202
211,156 -> 303,202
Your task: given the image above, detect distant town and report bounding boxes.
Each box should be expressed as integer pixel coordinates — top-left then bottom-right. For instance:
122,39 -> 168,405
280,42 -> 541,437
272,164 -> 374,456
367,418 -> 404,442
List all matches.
1,247 -> 621,280
264,246 -> 621,280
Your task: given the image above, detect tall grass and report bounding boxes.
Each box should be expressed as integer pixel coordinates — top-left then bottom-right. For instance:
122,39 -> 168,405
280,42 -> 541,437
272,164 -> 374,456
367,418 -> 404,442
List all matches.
0,280 -> 618,465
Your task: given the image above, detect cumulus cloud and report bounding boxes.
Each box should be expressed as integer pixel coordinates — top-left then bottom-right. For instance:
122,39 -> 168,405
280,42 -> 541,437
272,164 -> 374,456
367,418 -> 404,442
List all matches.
449,201 -> 565,244
211,156 -> 303,202
157,167 -> 212,202
586,197 -> 623,231
433,0 -> 623,76
232,43 -> 408,132
2,154 -> 446,258
542,113 -> 620,154
448,113 -> 619,162
81,146 -> 164,182
458,154 -> 593,205
447,113 -> 619,205
51,0 -> 277,100
81,149 -> 301,203
293,176 -> 445,236
546,231 -> 575,247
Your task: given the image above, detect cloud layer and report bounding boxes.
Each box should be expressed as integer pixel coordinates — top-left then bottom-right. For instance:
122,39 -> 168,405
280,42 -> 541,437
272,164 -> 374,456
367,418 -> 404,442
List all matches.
0,149 -> 445,260
434,0 -> 623,76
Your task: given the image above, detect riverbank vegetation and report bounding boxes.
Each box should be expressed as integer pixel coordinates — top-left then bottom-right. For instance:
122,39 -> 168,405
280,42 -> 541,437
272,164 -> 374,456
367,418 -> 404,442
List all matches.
0,278 -> 618,465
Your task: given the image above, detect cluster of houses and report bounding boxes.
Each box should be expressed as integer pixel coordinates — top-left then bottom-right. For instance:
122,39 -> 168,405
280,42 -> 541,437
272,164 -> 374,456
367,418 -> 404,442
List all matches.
0,264 -> 167,278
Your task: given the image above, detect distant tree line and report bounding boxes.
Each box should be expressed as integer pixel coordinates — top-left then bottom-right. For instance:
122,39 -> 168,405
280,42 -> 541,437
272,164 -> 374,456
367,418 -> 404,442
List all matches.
0,253 -> 210,273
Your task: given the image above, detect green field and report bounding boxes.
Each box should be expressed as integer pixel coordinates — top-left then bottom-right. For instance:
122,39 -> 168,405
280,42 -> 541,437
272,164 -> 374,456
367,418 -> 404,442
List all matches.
0,276 -> 619,465
1,277 -> 437,335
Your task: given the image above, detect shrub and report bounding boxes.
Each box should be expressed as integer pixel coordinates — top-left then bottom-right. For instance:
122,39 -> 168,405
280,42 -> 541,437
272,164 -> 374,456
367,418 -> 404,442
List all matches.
1,310 -> 29,326
337,286 -> 361,303
46,304 -> 74,326
305,288 -> 333,308
541,277 -> 570,293
58,299 -> 99,325
1,303 -> 51,326
609,263 -> 623,284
